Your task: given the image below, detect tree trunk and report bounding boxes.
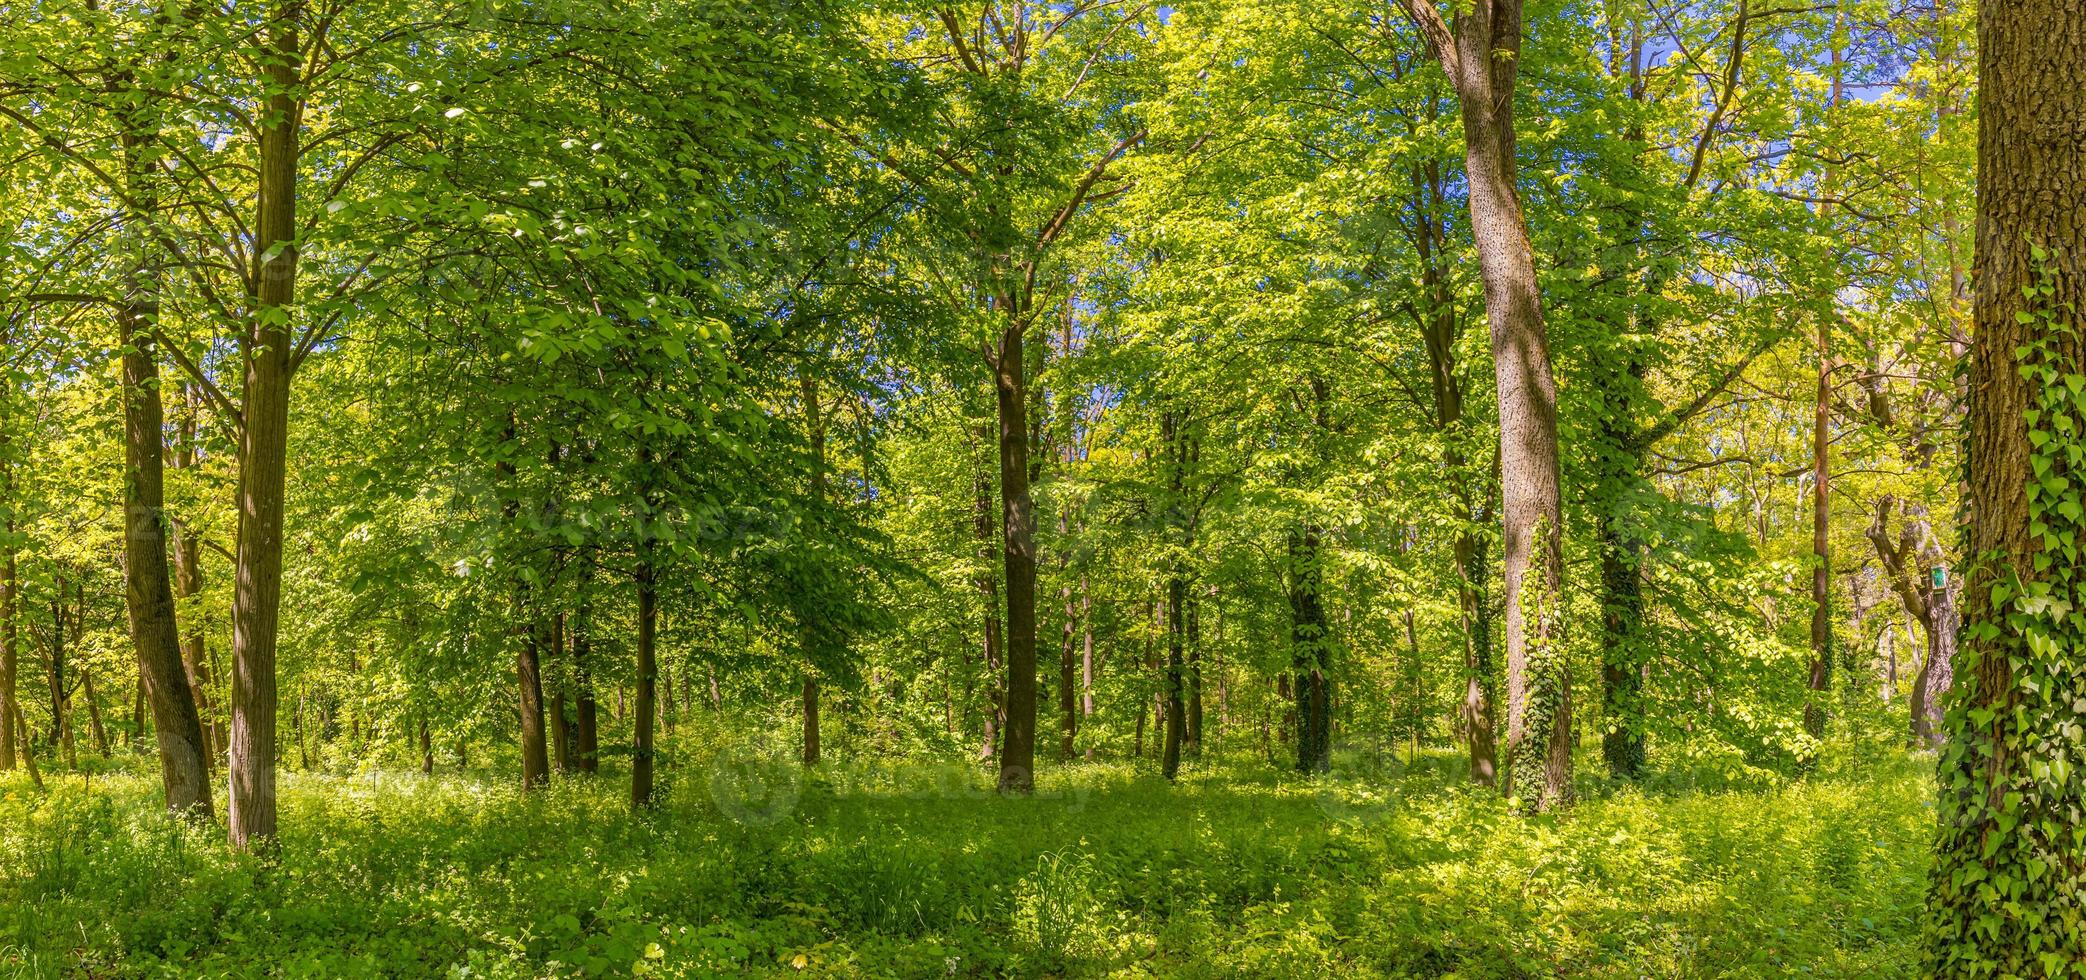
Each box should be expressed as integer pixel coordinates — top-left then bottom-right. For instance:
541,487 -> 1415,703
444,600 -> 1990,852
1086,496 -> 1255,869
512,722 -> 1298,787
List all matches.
573,559 -> 599,774
1290,526 -> 1331,774
13,706 -> 38,789
1805,312 -> 1833,742
116,63 -> 213,812
549,615 -> 571,775
1162,574 -> 1186,781
800,374 -> 826,767
1401,0 -> 1568,809
1926,5 -> 2086,967
632,519 -> 659,808
227,1 -> 303,848
993,323 -> 1039,794
172,515 -> 217,764
517,624 -> 548,789
1186,592 -> 1203,757
81,669 -> 110,759
420,716 -> 433,775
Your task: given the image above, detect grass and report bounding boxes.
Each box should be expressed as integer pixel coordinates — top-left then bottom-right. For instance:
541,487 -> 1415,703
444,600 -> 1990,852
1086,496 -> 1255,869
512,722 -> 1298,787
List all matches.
0,740 -> 1937,978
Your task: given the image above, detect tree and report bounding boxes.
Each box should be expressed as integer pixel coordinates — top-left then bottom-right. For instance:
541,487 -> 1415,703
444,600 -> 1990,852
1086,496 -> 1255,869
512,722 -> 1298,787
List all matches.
1397,0 -> 1570,809
1924,1 -> 2086,972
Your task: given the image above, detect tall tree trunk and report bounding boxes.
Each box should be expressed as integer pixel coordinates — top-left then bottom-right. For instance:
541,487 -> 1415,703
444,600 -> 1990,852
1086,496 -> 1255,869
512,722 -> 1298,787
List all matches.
419,716 -> 433,775
573,557 -> 599,774
632,544 -> 658,807
517,625 -> 548,789
227,1 -> 303,848
1926,5 -> 2086,967
1186,592 -> 1203,757
1290,526 -> 1331,774
800,374 -> 826,767
115,51 -> 212,813
1162,574 -> 1186,781
993,322 -> 1039,794
549,614 -> 571,774
1400,0 -> 1569,810
501,421 -> 548,791
1806,311 -> 1834,742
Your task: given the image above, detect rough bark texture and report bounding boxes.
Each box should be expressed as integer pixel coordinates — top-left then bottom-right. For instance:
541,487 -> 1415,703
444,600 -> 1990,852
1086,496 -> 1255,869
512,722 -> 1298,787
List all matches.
1399,0 -> 1569,810
120,311 -> 212,813
1925,1 -> 2086,969
228,2 -> 302,848
517,622 -> 549,789
1412,158 -> 1498,786
993,323 -> 1038,794
115,35 -> 213,814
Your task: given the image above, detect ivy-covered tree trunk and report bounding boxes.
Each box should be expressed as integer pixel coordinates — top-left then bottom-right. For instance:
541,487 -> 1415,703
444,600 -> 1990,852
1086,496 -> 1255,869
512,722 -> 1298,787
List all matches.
1925,0 -> 2086,970
993,321 -> 1039,794
227,2 -> 303,848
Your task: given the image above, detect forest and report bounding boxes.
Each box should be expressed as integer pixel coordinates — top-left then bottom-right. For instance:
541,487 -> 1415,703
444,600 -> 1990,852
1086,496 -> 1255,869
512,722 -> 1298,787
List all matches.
0,0 -> 2081,976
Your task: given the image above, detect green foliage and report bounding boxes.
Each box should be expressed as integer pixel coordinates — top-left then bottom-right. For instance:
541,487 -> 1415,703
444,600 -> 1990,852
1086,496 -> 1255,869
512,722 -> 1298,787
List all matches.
1925,251 -> 2086,978
0,747 -> 1933,978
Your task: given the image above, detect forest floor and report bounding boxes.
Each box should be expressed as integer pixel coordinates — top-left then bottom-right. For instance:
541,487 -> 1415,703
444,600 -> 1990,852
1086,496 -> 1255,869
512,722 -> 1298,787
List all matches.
0,740 -> 1935,979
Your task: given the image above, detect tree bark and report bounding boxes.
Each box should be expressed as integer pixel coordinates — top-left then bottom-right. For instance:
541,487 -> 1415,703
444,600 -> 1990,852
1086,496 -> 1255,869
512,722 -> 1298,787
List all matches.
1399,0 -> 1568,810
1162,573 -> 1186,781
573,556 -> 599,773
1806,312 -> 1834,742
119,301 -> 212,810
632,549 -> 658,807
1926,4 -> 2086,967
115,41 -> 213,813
800,374 -> 826,766
993,322 -> 1039,794
227,1 -> 303,848
1290,525 -> 1331,774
